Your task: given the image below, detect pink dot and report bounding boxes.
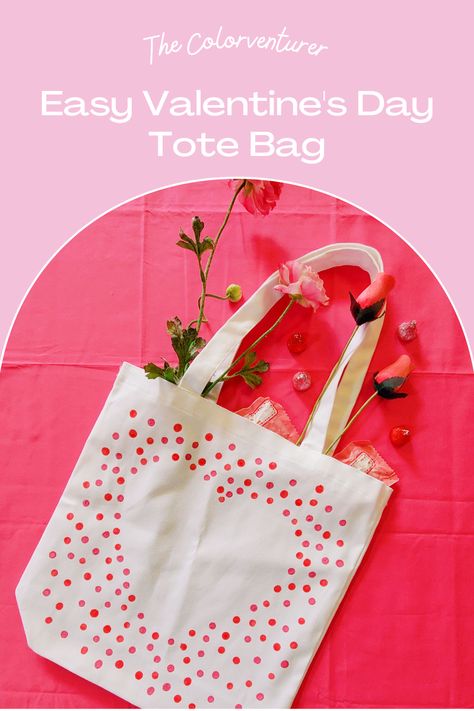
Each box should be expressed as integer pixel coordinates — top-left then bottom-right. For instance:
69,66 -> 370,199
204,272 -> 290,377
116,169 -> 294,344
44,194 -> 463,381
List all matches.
42,588 -> 51,597
212,671 -> 219,679
94,660 -> 103,669
148,418 -> 155,427
147,687 -> 155,696
322,556 -> 329,564
308,597 -> 316,605
336,559 -> 344,567
316,543 -> 323,551
269,462 -> 277,470
289,479 -> 297,486
320,579 -> 328,587
339,519 -> 347,526
256,470 -> 263,478
256,693 -> 264,701
197,670 -> 204,678
282,625 -> 289,633
60,630 -> 68,638
283,599 -> 290,607
163,683 -> 171,691
208,696 -> 214,703
112,432 -> 120,440
253,656 -> 261,664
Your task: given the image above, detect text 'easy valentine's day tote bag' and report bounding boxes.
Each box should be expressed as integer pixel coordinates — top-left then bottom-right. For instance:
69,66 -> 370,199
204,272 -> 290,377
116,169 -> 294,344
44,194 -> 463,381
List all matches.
17,243 -> 392,709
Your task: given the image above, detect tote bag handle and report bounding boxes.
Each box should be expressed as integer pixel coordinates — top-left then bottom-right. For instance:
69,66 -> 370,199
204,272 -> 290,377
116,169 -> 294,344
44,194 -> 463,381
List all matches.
179,243 -> 384,454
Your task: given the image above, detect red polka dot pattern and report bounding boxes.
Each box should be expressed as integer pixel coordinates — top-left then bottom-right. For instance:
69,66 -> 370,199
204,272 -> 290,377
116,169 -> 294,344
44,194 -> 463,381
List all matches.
33,407 -> 348,708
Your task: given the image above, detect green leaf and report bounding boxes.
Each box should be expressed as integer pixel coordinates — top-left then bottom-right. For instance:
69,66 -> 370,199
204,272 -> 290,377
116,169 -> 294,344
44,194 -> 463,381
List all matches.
198,237 -> 214,254
241,371 -> 263,389
176,239 -> 196,253
143,362 -> 162,379
244,350 -> 257,367
166,317 -> 183,337
252,360 -> 269,373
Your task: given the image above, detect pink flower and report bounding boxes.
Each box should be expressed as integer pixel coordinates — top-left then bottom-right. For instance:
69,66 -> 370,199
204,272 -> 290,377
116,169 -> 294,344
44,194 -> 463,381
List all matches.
350,273 -> 395,325
374,354 -> 413,399
235,180 -> 283,216
274,260 -> 329,311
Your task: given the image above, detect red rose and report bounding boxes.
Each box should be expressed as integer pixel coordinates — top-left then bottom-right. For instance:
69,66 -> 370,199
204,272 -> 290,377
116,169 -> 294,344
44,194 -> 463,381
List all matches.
374,354 -> 413,399
350,273 -> 395,325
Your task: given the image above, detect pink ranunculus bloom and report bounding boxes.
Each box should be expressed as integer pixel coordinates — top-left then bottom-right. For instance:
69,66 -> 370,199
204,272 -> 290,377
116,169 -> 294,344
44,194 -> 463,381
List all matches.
350,272 -> 395,325
235,179 -> 283,216
374,354 -> 414,399
274,260 -> 329,311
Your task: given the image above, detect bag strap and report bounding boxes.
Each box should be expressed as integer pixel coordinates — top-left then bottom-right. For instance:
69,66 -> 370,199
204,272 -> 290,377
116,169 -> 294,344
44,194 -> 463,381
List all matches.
179,243 -> 384,453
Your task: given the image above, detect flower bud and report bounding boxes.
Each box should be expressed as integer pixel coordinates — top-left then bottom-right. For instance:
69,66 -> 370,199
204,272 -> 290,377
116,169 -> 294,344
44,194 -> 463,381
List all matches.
226,284 -> 243,303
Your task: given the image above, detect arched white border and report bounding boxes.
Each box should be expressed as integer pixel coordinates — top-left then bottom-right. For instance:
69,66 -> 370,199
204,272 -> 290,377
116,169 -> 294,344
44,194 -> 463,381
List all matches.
1,177 -> 472,369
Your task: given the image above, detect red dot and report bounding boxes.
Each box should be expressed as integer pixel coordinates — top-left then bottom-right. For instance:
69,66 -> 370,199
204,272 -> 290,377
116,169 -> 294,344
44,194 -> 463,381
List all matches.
218,646 -> 225,654
309,499 -> 317,506
323,531 -> 331,539
315,484 -> 324,493
205,433 -> 213,441
244,478 -> 252,486
298,617 -> 306,625
184,677 -> 192,686
135,671 -> 143,680
129,429 -> 137,438
198,458 -> 206,466
45,617 -> 52,624
101,447 -> 110,456
130,410 -> 137,418
233,656 -> 240,664
280,490 -> 288,498
268,618 -> 276,626
256,693 -> 264,701
64,579 -> 71,587
320,579 -> 328,587
237,459 -> 245,467
295,498 -> 303,506
172,453 -> 180,461
55,602 -> 63,610
281,660 -> 289,668
233,616 -> 240,624
174,423 -> 183,432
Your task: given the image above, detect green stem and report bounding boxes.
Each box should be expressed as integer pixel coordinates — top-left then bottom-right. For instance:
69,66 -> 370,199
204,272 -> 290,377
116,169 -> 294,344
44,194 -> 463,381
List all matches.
203,298 -> 295,396
195,180 -> 246,333
206,293 -> 230,301
296,325 -> 359,446
323,390 -> 378,455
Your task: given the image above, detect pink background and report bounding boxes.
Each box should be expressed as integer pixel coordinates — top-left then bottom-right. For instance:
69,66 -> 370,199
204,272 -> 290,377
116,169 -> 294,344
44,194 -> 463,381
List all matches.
1,181 -> 473,707
1,0 -> 474,359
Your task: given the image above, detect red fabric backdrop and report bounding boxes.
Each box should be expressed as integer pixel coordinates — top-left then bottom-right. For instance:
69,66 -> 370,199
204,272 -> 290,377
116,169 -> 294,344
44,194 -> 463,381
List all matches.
0,181 -> 473,707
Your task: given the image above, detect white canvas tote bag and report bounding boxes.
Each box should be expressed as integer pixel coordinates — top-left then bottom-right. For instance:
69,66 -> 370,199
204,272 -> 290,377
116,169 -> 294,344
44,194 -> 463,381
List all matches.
17,243 -> 392,709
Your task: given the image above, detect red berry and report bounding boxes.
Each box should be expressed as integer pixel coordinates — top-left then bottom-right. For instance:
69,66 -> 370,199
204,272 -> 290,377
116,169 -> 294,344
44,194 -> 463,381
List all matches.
287,332 -> 307,354
390,425 -> 411,447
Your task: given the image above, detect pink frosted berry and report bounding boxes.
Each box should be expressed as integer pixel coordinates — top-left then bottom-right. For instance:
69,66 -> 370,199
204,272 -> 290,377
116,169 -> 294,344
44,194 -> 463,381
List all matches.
397,320 -> 417,342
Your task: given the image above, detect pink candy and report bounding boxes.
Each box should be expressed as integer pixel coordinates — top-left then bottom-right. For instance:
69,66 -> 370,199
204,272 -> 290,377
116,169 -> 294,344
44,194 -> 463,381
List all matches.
397,320 -> 418,342
292,371 -> 312,392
